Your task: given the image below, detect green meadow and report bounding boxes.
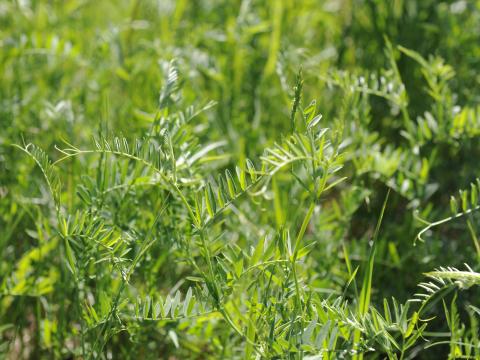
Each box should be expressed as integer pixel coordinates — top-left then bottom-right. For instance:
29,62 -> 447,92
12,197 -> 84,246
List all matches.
1,1 -> 480,358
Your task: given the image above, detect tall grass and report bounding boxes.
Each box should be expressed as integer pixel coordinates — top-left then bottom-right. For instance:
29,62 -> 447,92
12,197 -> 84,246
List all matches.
1,1 -> 480,358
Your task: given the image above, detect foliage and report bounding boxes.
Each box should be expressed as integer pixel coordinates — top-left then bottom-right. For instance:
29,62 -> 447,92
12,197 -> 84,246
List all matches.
2,0 -> 480,359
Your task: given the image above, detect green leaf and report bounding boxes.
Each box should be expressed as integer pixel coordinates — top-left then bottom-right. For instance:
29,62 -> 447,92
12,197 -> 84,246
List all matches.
398,45 -> 429,68
183,288 -> 193,317
168,330 -> 179,348
307,114 -> 322,129
234,258 -> 243,278
143,295 -> 151,319
251,237 -> 265,265
405,311 -> 418,338
296,242 -> 315,260
236,166 -> 246,191
216,176 -> 226,208
246,159 -> 257,181
171,291 -> 181,317
460,190 -> 468,212
204,183 -> 216,218
450,196 -> 458,215
64,237 -> 77,276
225,169 -> 237,198
303,99 -> 316,123
471,183 -> 478,207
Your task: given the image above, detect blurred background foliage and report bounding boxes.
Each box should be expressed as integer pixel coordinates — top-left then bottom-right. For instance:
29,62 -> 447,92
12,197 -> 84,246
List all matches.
1,0 -> 480,358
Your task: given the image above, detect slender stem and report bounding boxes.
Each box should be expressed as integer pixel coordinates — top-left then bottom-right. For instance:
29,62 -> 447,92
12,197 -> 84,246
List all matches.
291,259 -> 302,310
218,307 -> 262,356
293,201 -> 315,257
466,218 -> 480,258
399,347 -> 405,360
199,230 -> 262,356
416,205 -> 480,244
90,281 -> 126,359
291,200 -> 315,311
239,259 -> 289,278
199,229 -> 217,295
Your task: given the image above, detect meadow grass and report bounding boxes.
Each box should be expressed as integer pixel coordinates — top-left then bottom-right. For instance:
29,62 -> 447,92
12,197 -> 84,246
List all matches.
1,1 -> 480,358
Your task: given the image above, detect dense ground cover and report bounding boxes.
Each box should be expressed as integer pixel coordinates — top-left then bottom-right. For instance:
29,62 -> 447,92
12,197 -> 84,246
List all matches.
1,0 -> 480,358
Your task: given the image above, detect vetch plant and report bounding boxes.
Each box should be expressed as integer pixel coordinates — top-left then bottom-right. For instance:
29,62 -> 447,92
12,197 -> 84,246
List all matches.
3,1 -> 480,358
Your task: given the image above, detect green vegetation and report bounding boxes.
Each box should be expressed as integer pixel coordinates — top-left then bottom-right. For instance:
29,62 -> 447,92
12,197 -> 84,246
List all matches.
2,1 -> 480,358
